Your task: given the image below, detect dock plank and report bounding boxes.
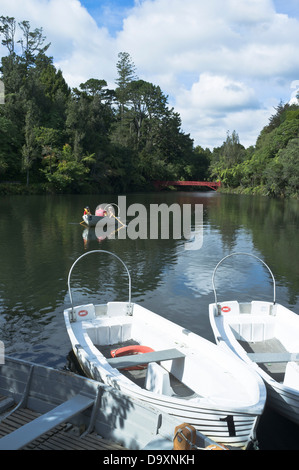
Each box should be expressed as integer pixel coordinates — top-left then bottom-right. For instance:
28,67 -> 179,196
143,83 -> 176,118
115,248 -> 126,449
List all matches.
0,406 -> 125,450
0,394 -> 95,450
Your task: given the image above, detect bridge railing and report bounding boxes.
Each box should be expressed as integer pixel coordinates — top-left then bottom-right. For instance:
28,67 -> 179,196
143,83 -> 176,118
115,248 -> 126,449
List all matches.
153,181 -> 221,190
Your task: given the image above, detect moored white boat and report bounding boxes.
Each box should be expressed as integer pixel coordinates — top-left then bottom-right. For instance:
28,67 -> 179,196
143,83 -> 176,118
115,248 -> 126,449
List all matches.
64,250 -> 266,449
209,252 -> 299,426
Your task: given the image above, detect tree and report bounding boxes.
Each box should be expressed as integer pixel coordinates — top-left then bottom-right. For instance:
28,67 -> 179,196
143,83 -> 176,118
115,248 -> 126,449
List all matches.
0,17 -> 50,71
115,52 -> 138,119
112,53 -> 196,185
188,146 -> 211,180
67,79 -> 114,155
36,126 -> 62,179
0,111 -> 21,177
125,80 -> 169,147
22,102 -> 39,185
221,130 -> 245,167
0,17 -> 26,96
17,20 -> 50,69
0,16 -> 16,55
210,130 -> 245,186
280,138 -> 299,197
76,78 -> 114,103
41,143 -> 93,193
264,138 -> 299,197
32,53 -> 70,129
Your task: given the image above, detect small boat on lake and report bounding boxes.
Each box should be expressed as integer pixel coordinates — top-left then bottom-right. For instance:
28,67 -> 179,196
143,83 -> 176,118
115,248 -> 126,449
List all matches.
63,250 -> 266,449
209,252 -> 299,426
0,356 -> 223,450
82,203 -> 118,227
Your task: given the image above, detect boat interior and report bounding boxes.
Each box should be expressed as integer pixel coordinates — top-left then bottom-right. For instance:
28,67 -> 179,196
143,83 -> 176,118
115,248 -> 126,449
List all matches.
213,300 -> 299,386
68,301 -> 260,406
71,302 -> 198,399
99,340 -> 197,398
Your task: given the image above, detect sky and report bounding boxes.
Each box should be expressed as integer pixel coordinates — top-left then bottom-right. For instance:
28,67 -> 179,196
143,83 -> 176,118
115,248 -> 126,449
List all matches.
0,0 -> 299,149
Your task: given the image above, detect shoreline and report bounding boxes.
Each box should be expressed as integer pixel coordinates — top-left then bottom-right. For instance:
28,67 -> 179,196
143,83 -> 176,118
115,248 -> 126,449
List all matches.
1,181 -> 298,199
0,181 -> 299,200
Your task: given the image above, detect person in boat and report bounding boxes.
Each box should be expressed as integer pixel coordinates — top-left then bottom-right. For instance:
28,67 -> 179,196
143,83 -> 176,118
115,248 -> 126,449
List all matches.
95,206 -> 107,217
83,206 -> 91,215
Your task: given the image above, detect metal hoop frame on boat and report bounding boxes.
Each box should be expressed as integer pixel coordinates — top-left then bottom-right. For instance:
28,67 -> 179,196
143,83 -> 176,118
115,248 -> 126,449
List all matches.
103,203 -> 120,217
212,252 -> 276,313
67,250 -> 132,320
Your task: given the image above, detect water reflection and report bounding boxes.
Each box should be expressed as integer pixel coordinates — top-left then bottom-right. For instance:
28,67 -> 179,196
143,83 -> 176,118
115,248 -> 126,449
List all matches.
0,192 -> 298,364
0,191 -> 298,448
82,225 -> 126,249
207,194 -> 299,306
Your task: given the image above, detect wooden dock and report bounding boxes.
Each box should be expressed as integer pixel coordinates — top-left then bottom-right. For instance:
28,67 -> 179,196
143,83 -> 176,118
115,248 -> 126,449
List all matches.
0,397 -> 125,451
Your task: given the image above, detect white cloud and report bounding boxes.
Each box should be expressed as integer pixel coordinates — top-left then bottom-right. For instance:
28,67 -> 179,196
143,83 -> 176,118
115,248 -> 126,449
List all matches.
289,80 -> 299,105
0,0 -> 119,86
114,0 -> 299,147
0,0 -> 298,148
177,74 -> 259,112
175,73 -> 263,148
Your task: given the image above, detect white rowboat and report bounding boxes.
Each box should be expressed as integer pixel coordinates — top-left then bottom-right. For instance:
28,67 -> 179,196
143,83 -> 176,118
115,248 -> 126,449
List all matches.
82,203 -> 122,228
209,252 -> 299,426
64,250 -> 266,449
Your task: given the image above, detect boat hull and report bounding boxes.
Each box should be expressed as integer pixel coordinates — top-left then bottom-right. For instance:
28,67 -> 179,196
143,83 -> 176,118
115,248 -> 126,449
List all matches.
82,214 -> 112,227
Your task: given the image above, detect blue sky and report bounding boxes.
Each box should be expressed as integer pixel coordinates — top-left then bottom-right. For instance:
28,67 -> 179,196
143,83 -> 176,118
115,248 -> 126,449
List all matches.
1,0 -> 299,149
80,0 -> 137,33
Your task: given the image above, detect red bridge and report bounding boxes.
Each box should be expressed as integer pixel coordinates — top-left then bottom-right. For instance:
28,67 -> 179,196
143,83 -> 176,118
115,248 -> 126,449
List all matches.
153,181 -> 221,191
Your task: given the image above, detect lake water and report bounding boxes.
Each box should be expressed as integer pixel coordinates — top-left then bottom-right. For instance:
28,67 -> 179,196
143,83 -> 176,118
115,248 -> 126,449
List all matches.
0,191 -> 298,449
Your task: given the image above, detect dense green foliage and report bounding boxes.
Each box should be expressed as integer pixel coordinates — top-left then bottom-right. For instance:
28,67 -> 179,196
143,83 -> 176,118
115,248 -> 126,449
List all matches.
0,18 -> 209,194
210,102 -> 299,198
0,17 -> 298,197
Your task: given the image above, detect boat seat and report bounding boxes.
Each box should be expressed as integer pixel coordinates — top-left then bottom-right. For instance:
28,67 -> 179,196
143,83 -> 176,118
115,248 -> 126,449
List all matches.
247,352 -> 299,363
219,301 -> 272,316
228,314 -> 275,342
251,301 -> 272,315
0,394 -> 94,450
107,302 -> 130,317
82,316 -> 132,345
145,362 -> 173,396
107,348 -> 185,370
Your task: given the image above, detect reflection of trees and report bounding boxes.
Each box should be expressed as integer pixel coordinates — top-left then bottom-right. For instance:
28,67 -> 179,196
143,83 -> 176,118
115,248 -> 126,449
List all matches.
208,194 -> 299,304
0,195 -> 85,317
0,194 -> 182,322
70,226 -> 182,306
1,191 -> 297,331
